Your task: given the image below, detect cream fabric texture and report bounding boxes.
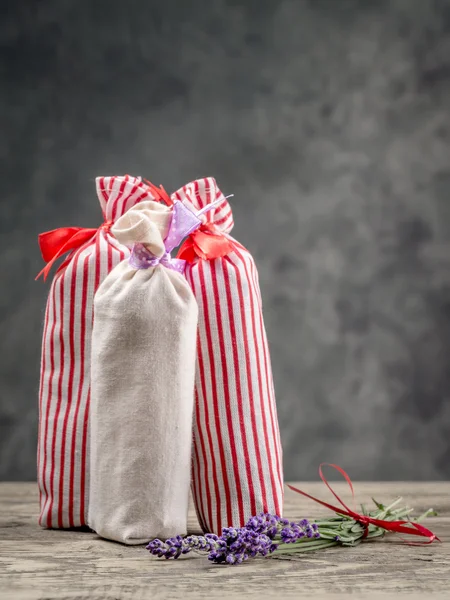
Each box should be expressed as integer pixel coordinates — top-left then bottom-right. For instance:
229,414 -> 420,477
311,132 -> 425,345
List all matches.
88,201 -> 198,545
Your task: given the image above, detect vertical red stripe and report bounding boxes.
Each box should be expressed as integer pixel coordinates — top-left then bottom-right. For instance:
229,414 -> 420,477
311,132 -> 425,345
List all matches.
101,177 -> 110,203
38,296 -> 54,525
58,255 -> 79,528
267,343 -> 284,497
204,178 -> 211,204
233,248 -> 279,513
192,378 -> 209,531
97,176 -> 110,218
48,272 -> 66,528
226,253 -> 268,512
269,371 -> 283,502
197,261 -> 232,534
37,302 -> 50,519
111,176 -> 128,222
189,269 -> 216,532
107,233 -> 113,272
76,256 -> 89,525
117,175 -> 134,217
101,176 -> 116,220
116,176 -> 134,217
68,253 -> 89,527
94,233 -> 101,289
79,388 -> 89,525
219,258 -> 256,520
80,234 -> 101,524
194,180 -> 201,206
191,416 -> 207,533
40,277 -> 59,527
210,260 -> 247,528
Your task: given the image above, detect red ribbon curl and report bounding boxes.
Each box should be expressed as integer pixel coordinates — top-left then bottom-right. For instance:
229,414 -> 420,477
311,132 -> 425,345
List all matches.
36,222 -> 112,281
288,463 -> 439,544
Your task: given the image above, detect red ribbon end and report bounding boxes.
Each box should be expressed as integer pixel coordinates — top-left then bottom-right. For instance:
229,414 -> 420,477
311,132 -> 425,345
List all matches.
287,464 -> 438,545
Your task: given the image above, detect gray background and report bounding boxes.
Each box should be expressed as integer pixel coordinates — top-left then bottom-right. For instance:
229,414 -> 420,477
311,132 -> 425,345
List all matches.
1,0 -> 450,481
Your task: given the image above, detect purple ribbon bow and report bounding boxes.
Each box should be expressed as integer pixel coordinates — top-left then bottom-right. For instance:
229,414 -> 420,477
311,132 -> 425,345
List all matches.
129,200 -> 203,273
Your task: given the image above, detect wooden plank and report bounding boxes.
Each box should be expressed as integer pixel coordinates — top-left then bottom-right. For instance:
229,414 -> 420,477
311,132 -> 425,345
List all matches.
0,482 -> 449,599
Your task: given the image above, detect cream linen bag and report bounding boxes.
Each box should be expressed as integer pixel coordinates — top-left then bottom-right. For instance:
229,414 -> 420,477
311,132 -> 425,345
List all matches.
88,199 -> 203,545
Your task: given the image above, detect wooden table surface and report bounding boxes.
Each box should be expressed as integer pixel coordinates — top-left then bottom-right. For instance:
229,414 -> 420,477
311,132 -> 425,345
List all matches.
0,482 -> 449,599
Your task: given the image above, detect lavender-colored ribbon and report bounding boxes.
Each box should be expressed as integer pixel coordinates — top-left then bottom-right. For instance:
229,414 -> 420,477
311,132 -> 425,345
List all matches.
129,245 -> 186,274
129,200 -> 203,273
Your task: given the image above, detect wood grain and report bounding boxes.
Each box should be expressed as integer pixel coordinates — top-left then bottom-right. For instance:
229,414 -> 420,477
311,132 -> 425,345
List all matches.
0,482 -> 449,599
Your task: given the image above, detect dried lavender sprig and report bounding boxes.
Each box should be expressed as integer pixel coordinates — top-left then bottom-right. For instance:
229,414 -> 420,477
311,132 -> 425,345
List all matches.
146,500 -> 436,564
146,513 -> 316,564
146,534 -> 219,559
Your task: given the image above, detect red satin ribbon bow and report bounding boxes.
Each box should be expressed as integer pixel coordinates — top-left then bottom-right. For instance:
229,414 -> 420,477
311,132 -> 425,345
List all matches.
144,177 -> 233,263
36,222 -> 112,281
288,463 -> 439,544
177,222 -> 234,263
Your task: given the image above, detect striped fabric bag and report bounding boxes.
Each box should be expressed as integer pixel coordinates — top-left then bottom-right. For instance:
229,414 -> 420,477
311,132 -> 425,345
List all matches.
170,177 -> 284,534
37,175 -> 159,528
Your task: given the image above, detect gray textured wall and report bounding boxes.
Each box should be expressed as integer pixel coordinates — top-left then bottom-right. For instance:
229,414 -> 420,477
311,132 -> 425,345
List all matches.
1,0 -> 450,481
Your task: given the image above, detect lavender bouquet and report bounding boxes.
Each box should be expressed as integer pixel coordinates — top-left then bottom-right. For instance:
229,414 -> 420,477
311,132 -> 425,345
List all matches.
147,498 -> 437,565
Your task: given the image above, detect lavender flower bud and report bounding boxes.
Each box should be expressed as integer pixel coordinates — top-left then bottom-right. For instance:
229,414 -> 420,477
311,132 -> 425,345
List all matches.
299,519 -> 310,528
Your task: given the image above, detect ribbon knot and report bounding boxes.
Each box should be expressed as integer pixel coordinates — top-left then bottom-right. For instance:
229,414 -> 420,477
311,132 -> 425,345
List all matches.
152,176 -> 235,262
100,220 -> 113,233
177,222 -> 234,263
288,463 -> 439,544
127,199 -> 214,274
129,245 -> 186,275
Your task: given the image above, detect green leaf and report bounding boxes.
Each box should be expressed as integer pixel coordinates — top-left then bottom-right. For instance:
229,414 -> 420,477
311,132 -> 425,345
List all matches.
416,509 -> 438,521
366,530 -> 385,539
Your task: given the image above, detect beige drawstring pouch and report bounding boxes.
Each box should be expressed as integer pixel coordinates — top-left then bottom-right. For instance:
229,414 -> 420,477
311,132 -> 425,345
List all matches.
88,200 -> 198,545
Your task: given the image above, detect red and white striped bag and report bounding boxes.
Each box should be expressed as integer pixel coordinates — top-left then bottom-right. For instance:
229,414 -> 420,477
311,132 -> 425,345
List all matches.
37,175 -> 159,528
171,178 -> 284,534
